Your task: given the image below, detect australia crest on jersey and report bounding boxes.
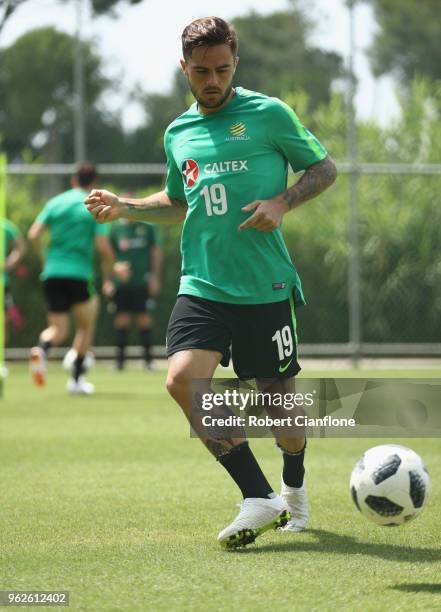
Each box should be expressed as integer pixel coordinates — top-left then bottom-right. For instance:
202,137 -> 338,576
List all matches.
226,122 -> 251,142
182,159 -> 199,187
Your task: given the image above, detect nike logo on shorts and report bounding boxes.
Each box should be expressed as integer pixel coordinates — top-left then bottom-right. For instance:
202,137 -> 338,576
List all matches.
278,358 -> 293,373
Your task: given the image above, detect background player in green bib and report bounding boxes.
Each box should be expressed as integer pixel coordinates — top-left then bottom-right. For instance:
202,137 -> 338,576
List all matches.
28,163 -> 113,394
85,17 -> 337,548
106,212 -> 162,371
2,218 -> 26,349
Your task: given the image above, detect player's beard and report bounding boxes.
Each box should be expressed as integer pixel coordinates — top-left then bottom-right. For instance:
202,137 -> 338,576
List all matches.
191,82 -> 234,111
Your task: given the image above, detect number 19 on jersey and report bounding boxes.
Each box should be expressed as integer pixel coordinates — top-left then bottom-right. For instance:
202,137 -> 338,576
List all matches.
200,184 -> 228,216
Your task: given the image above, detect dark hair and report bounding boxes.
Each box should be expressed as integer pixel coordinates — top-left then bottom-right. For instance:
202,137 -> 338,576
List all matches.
74,162 -> 97,188
182,17 -> 238,59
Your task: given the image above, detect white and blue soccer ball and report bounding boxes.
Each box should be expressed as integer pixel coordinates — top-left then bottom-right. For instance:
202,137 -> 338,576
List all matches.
62,348 -> 96,372
350,444 -> 430,526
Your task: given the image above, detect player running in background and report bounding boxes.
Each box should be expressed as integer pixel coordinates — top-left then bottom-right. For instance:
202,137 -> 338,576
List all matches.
28,163 -> 113,394
85,17 -> 337,547
2,218 -> 26,364
105,211 -> 162,371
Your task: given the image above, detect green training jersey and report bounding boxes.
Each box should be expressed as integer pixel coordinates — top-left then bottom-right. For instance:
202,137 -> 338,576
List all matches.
36,188 -> 107,281
164,87 -> 327,305
2,218 -> 21,288
109,219 -> 160,288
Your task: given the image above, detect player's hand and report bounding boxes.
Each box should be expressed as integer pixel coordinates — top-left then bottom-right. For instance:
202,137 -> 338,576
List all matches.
114,261 -> 131,282
102,279 -> 115,298
85,189 -> 122,223
148,275 -> 160,297
239,198 -> 289,232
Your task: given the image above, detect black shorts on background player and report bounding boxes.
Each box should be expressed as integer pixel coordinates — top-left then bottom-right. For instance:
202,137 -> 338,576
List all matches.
166,294 -> 300,380
43,278 -> 94,312
114,286 -> 151,313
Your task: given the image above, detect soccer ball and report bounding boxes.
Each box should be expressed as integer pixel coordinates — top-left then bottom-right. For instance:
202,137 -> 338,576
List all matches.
350,444 -> 430,526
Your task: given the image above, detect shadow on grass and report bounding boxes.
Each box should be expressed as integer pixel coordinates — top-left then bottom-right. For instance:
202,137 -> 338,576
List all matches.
390,584 -> 441,594
237,529 -> 441,563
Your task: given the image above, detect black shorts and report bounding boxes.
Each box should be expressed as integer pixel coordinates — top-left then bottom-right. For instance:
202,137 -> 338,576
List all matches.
114,286 -> 151,313
43,278 -> 95,313
166,294 -> 301,380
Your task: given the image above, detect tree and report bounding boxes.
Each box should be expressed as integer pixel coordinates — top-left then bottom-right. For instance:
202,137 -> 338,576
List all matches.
0,0 -> 143,37
0,0 -> 22,36
282,79 -> 441,344
0,27 -> 116,161
89,0 -> 142,13
232,9 -> 343,108
367,0 -> 441,83
129,72 -> 189,164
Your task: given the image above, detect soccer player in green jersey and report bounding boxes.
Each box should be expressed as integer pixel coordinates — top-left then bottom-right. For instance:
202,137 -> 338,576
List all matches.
106,214 -> 162,371
85,17 -> 337,548
28,163 -> 113,394
2,218 -> 26,349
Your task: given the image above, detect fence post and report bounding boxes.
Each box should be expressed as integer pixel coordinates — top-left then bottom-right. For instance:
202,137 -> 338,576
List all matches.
347,0 -> 362,363
74,0 -> 86,161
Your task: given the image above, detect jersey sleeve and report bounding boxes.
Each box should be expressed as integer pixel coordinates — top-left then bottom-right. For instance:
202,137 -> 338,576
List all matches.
3,219 -> 20,241
267,99 -> 328,172
164,128 -> 186,201
36,201 -> 52,225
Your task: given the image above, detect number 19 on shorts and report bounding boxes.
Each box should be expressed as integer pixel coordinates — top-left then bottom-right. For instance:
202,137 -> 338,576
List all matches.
272,325 -> 293,361
200,184 -> 228,216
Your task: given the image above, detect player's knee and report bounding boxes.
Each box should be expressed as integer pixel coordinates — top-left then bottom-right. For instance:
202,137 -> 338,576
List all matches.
166,368 -> 192,400
137,314 -> 151,327
115,314 -> 130,328
58,331 -> 68,344
53,325 -> 69,344
75,318 -> 94,333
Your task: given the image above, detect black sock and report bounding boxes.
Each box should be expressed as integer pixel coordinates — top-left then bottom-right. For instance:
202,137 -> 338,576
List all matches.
115,328 -> 128,369
139,328 -> 152,364
281,442 -> 306,488
73,355 -> 85,382
38,340 -> 52,356
218,441 -> 274,499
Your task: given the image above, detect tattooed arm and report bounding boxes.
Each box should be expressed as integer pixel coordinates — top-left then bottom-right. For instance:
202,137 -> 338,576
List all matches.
239,156 -> 337,232
85,189 -> 187,224
280,155 -> 337,211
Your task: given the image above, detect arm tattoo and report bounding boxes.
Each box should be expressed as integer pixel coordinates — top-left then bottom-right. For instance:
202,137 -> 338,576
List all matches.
282,156 -> 337,211
122,198 -> 187,212
121,197 -> 187,222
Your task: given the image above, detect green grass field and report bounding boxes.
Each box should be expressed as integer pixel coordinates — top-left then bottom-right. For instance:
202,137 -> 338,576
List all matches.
1,365 -> 441,611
